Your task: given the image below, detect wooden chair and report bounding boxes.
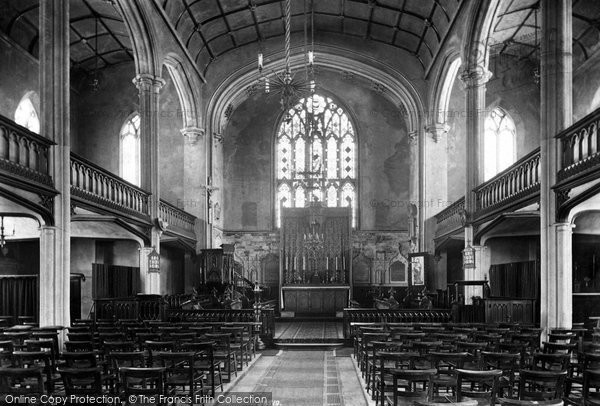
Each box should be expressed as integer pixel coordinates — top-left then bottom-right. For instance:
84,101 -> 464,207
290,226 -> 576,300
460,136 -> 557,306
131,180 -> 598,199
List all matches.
12,350 -> 56,394
106,351 -> 145,395
582,369 -> 600,406
428,352 -> 472,400
360,332 -> 391,375
567,352 -> 600,399
374,351 -> 421,406
180,341 -> 224,397
480,351 -> 520,398
531,353 -> 571,371
0,340 -> 14,367
154,351 -> 206,399
120,367 -> 166,405
385,368 -> 437,406
205,333 -> 238,382
455,368 -> 503,406
0,367 -> 45,401
64,340 -> 96,352
58,367 -> 104,396
144,341 -> 176,366
517,369 -> 567,401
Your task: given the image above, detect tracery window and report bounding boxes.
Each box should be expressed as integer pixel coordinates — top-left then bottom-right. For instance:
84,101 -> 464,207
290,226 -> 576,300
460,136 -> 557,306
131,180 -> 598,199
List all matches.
119,113 -> 141,186
484,107 -> 516,181
14,94 -> 40,134
276,94 -> 357,227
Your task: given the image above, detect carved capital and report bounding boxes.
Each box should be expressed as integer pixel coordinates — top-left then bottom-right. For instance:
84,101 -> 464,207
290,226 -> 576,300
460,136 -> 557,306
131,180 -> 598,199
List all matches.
213,132 -> 224,144
408,130 -> 418,144
133,74 -> 166,93
459,65 -> 492,88
180,127 -> 205,144
425,123 -> 450,142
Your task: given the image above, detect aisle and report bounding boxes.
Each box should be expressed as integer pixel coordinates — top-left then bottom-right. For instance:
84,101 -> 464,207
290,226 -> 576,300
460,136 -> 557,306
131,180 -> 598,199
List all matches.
230,349 -> 369,406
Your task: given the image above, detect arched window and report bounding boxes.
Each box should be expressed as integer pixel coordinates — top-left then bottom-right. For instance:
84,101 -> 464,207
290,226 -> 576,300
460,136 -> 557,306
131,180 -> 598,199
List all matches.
276,94 -> 357,227
14,94 -> 40,134
119,113 -> 141,186
484,107 -> 516,180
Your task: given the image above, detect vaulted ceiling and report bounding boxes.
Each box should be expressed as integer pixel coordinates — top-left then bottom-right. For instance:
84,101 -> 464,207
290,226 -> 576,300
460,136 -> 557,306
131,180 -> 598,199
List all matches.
0,0 -> 133,75
159,0 -> 464,74
490,0 -> 600,66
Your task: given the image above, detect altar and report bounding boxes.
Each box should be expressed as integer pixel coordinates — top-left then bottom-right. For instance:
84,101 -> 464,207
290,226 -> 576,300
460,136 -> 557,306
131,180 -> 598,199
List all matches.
279,203 -> 352,316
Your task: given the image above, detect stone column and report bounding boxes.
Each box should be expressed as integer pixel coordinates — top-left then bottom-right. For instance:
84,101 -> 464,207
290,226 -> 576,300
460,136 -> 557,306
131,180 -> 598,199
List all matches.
181,126 -> 206,253
134,74 -> 165,249
134,74 -> 165,290
459,66 -> 491,302
38,0 -> 70,328
540,0 -> 573,332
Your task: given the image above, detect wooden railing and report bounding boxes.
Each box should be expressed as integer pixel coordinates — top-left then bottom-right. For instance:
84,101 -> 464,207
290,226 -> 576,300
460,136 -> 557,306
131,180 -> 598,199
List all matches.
0,115 -> 54,187
342,308 -> 452,338
434,197 -> 465,238
474,148 -> 540,219
557,106 -> 600,183
159,199 -> 196,235
93,295 -> 165,321
165,307 -> 276,339
70,153 -> 150,219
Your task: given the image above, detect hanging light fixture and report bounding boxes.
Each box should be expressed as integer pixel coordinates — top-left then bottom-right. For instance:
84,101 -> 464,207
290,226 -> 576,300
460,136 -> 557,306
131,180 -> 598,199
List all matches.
91,16 -> 100,92
257,0 -> 316,119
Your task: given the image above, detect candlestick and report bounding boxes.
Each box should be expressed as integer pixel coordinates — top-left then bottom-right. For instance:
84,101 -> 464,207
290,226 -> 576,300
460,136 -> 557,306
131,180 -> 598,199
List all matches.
326,256 -> 329,271
335,257 -> 338,270
303,255 -> 306,271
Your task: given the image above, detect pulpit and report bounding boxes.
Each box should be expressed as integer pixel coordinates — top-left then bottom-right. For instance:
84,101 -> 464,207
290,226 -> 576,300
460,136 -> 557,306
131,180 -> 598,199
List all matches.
279,203 -> 352,316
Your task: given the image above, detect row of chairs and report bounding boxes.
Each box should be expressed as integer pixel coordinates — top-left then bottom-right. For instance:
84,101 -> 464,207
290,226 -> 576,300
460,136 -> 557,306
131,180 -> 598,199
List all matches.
353,322 -> 600,406
0,318 -> 261,402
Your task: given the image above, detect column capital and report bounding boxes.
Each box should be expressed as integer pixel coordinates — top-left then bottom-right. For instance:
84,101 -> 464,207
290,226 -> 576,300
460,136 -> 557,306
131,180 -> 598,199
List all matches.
425,123 -> 450,143
459,65 -> 492,89
180,127 -> 205,144
133,73 -> 166,93
407,130 -> 418,144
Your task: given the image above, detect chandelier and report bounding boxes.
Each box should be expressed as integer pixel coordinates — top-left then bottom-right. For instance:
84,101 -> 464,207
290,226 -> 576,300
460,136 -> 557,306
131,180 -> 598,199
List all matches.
257,0 -> 315,118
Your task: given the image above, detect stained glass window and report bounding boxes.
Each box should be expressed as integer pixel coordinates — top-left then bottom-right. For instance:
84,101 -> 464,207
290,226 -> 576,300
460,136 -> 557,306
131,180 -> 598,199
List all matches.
484,107 -> 516,181
276,94 -> 357,226
120,113 -> 141,186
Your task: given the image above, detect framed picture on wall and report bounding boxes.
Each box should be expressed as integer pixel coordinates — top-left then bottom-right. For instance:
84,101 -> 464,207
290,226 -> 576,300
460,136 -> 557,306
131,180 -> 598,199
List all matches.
409,252 -> 427,286
387,253 -> 408,286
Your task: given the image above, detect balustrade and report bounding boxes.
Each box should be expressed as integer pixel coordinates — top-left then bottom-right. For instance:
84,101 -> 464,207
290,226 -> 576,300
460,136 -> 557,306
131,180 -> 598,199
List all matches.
70,153 -> 149,218
558,106 -> 600,182
0,115 -> 54,187
158,199 -> 196,233
475,148 -> 540,217
434,197 -> 465,238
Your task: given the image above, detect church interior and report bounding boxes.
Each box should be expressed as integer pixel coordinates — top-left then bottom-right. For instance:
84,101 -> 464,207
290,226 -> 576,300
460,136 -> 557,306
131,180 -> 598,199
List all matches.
1,0 -> 600,404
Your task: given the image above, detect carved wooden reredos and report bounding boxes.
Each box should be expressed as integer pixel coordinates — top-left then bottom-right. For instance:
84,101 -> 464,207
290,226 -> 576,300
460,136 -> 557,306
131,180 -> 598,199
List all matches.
280,202 -> 352,285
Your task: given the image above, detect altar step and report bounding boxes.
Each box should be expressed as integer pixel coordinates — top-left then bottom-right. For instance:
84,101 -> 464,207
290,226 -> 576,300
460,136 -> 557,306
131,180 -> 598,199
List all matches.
273,319 -> 345,348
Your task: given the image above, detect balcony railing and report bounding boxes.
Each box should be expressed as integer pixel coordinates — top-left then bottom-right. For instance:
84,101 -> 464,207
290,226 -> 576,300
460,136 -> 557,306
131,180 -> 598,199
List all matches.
434,197 -> 465,238
0,115 -> 54,188
159,199 -> 196,235
70,153 -> 150,219
557,106 -> 600,184
474,147 -> 540,219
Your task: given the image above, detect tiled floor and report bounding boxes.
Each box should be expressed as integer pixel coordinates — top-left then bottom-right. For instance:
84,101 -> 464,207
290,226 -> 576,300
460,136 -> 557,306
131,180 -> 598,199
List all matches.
229,349 -> 369,406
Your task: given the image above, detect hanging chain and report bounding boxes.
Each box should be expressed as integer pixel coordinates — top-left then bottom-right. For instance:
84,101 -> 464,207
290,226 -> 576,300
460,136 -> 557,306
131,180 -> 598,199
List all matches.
284,0 -> 291,76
